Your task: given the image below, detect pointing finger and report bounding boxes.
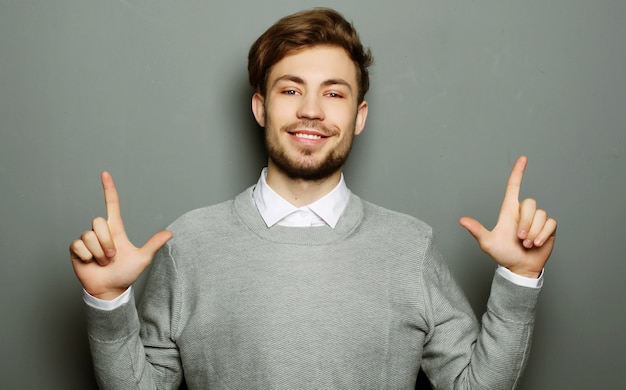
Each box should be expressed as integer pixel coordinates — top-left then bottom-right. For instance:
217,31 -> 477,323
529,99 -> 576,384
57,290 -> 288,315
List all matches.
500,156 -> 528,215
101,171 -> 123,225
504,156 -> 527,202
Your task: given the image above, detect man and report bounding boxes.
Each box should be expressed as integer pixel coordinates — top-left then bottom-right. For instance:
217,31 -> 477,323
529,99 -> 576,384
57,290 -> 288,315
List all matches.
70,8 -> 557,389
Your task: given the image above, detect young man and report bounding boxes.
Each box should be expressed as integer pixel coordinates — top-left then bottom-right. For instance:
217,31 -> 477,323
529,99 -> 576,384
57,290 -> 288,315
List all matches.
70,8 -> 557,389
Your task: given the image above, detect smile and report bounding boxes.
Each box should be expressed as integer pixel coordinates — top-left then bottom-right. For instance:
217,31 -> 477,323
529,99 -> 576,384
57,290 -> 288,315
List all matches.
294,133 -> 323,140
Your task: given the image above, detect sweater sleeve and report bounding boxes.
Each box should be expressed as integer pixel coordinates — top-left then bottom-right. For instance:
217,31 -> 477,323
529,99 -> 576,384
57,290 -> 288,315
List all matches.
85,243 -> 183,389
420,239 -> 540,389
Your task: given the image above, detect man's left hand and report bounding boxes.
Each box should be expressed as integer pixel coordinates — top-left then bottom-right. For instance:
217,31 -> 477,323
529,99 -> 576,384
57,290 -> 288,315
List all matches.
459,156 -> 557,278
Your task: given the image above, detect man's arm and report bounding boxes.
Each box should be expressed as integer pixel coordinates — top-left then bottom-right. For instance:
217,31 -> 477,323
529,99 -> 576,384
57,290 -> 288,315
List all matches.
423,156 -> 557,388
69,172 -> 175,388
85,243 -> 184,389
420,242 -> 540,389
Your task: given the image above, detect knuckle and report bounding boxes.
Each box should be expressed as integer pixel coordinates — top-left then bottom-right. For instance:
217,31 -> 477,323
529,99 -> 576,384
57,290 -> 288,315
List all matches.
522,198 -> 537,208
92,216 -> 106,228
69,241 -> 93,262
69,240 -> 82,253
81,230 -> 95,241
479,238 -> 494,253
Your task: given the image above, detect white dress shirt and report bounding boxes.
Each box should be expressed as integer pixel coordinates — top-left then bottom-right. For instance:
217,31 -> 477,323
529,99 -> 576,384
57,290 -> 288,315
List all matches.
252,168 -> 349,228
84,169 -> 541,310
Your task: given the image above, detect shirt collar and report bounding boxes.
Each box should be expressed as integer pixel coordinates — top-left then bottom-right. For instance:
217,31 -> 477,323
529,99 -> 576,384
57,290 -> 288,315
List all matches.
252,168 -> 350,228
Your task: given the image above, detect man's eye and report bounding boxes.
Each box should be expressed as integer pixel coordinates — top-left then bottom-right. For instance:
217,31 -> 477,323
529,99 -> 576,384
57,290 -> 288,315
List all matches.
283,90 -> 298,95
326,92 -> 343,98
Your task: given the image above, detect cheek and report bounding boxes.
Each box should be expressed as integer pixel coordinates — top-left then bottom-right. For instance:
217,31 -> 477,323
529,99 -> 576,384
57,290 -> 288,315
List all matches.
325,101 -> 358,120
265,101 -> 294,126
330,107 -> 359,132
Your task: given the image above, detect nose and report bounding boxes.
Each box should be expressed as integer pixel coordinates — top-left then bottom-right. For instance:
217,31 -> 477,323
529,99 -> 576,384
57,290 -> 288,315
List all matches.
296,93 -> 325,121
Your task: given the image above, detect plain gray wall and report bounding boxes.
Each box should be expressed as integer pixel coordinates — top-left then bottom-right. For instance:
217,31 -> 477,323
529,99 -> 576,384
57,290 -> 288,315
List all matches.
1,1 -> 625,388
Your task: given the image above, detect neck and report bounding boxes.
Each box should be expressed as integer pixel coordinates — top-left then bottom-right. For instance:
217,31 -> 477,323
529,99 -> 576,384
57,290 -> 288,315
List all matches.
265,162 -> 342,207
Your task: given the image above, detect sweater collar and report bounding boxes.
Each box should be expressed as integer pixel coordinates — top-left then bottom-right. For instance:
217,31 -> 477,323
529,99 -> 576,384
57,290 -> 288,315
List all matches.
236,186 -> 363,245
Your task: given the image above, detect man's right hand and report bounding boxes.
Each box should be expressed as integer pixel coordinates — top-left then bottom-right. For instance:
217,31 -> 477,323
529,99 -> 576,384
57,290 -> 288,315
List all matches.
69,172 -> 173,300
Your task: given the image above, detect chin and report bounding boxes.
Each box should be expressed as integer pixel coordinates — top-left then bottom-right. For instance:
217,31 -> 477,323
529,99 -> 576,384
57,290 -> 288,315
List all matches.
275,156 -> 346,182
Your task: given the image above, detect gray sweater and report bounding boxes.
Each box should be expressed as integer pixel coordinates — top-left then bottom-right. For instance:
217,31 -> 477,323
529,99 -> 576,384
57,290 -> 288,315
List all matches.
86,187 -> 540,389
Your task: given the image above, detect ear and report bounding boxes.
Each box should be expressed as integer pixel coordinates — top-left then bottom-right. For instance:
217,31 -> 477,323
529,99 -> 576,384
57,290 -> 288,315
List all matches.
251,92 -> 266,127
354,100 -> 368,135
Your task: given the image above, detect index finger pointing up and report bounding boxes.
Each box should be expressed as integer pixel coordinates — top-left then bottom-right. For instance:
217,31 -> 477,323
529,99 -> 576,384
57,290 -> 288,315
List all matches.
502,156 -> 528,208
101,171 -> 122,223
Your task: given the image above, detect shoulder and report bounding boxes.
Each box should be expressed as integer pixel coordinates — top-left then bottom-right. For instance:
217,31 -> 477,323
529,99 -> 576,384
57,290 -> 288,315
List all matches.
360,198 -> 433,239
165,186 -> 257,243
166,198 -> 237,240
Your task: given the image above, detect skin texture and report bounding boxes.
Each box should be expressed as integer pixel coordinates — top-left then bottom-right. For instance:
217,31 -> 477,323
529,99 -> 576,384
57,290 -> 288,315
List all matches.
70,46 -> 556,301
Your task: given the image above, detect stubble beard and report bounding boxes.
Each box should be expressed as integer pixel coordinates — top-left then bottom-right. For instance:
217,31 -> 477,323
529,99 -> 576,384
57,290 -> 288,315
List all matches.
265,119 -> 356,182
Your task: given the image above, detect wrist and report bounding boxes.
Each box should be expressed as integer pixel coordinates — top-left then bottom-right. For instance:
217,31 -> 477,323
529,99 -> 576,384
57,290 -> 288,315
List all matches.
88,288 -> 128,301
506,266 -> 541,279
83,287 -> 132,311
497,266 -> 543,288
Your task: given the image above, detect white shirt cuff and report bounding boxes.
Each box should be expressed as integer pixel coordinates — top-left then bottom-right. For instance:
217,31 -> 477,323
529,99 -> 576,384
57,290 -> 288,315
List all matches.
496,265 -> 543,289
82,286 -> 132,311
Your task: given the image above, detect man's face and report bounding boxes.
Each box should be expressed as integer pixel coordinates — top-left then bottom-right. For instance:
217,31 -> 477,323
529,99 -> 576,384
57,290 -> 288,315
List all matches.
252,46 -> 368,182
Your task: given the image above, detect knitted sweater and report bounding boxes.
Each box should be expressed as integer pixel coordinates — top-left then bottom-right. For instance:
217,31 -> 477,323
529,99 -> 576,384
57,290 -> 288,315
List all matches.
86,187 -> 540,389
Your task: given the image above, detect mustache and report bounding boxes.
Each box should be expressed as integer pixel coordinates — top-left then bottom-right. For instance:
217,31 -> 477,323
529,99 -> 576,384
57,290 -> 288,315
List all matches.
280,120 -> 338,137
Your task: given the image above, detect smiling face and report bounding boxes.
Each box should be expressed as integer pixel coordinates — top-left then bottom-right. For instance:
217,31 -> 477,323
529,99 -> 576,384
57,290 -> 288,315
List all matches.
252,46 -> 368,183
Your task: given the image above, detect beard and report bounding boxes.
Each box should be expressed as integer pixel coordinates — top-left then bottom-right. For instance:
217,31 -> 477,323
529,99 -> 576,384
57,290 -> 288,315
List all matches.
265,119 -> 356,182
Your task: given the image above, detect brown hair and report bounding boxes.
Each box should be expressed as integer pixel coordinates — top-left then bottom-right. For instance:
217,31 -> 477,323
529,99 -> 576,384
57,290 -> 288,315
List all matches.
248,8 -> 373,103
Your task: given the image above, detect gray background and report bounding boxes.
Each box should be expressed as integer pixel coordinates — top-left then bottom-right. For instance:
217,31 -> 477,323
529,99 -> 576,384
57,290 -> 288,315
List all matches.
1,1 -> 625,388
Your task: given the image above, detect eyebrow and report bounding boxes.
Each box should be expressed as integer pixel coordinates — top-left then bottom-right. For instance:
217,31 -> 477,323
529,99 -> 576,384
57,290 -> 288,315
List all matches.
271,75 -> 353,92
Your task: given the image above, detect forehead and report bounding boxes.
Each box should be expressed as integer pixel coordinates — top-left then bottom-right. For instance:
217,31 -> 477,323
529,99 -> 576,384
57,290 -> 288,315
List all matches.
267,46 -> 358,88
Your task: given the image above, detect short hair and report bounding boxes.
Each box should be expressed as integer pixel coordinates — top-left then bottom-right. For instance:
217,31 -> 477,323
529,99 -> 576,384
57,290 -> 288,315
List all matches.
248,8 -> 373,103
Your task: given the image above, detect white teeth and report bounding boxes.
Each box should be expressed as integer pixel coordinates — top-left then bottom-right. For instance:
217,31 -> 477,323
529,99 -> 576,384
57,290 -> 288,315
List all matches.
295,133 -> 322,140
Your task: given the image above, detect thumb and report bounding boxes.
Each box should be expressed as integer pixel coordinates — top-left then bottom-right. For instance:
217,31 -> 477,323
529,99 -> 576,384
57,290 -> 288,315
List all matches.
459,217 -> 488,242
140,230 -> 173,257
